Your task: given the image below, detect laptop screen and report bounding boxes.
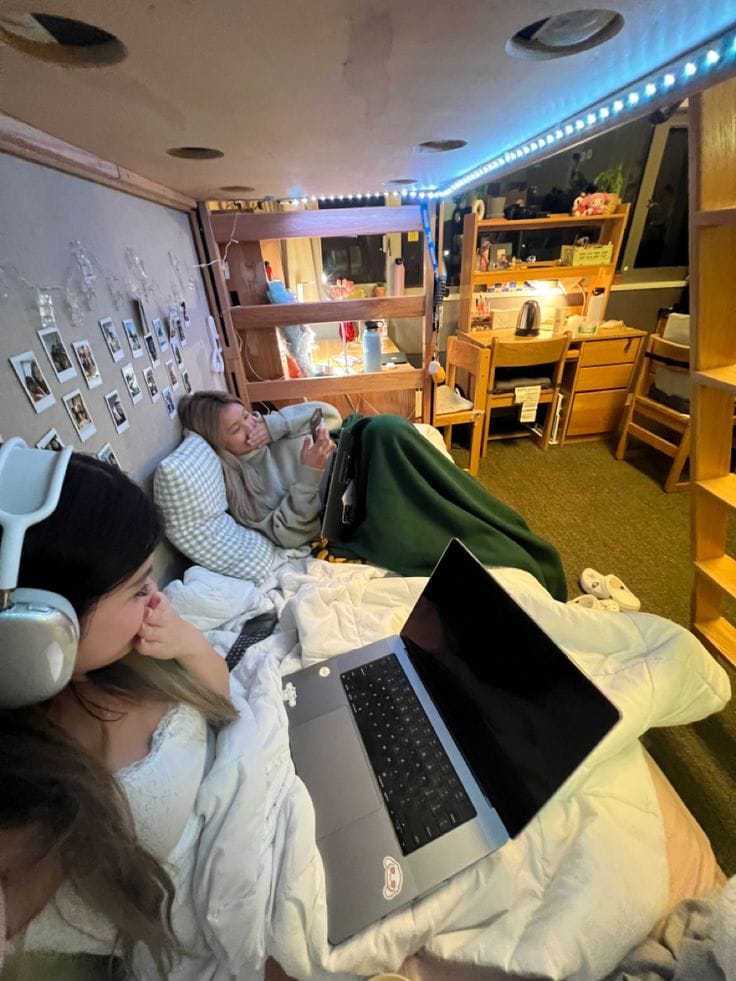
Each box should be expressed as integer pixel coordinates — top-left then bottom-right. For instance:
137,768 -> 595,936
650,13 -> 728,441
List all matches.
400,539 -> 620,837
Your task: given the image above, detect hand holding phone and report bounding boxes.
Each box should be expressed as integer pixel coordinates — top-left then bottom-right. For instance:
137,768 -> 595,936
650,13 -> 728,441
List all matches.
310,407 -> 323,442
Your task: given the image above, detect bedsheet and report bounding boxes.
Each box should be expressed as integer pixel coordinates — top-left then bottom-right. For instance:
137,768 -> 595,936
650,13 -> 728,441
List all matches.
153,558 -> 731,981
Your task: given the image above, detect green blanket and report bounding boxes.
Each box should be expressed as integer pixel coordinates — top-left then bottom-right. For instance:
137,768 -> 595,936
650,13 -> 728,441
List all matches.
326,414 -> 567,601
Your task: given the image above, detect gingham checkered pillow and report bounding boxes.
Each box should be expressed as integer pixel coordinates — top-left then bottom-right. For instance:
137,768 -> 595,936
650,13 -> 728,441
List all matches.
154,432 -> 274,582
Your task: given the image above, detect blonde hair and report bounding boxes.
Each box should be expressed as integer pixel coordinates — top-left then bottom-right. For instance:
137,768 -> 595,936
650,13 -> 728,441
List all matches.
177,390 -> 269,524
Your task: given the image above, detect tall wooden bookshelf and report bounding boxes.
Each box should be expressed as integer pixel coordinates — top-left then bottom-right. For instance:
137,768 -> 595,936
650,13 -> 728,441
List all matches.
193,204 -> 434,419
689,75 -> 736,669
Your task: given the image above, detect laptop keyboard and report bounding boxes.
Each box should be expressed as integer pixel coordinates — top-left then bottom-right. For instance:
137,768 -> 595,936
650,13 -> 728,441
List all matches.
341,654 -> 476,855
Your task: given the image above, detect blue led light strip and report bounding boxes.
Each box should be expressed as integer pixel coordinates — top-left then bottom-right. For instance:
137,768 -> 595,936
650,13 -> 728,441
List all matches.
276,26 -> 736,206
422,26 -> 736,200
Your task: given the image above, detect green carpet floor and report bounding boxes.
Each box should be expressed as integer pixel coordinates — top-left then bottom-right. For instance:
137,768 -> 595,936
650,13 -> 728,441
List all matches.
451,435 -> 736,875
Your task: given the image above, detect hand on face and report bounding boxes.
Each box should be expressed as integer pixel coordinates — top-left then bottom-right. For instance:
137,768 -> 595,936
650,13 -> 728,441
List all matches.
299,422 -> 335,470
133,590 -> 210,661
242,413 -> 271,451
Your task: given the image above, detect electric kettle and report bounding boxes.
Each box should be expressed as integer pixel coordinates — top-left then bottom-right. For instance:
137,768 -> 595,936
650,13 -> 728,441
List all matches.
515,299 -> 541,336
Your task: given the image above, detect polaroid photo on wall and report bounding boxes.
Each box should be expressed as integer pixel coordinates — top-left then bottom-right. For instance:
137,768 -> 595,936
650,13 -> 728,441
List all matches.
164,358 -> 179,390
97,442 -> 122,470
37,326 -> 77,384
63,388 -> 96,442
9,350 -> 56,414
162,386 -> 177,420
99,317 -> 125,363
152,317 -> 169,352
143,332 -> 160,367
105,389 -> 130,434
179,300 -> 191,332
143,366 -> 160,402
176,315 -> 187,346
36,428 -> 65,451
172,341 -> 184,368
71,340 -> 102,389
167,312 -> 180,343
181,369 -> 192,395
121,362 -> 143,405
122,318 -> 144,359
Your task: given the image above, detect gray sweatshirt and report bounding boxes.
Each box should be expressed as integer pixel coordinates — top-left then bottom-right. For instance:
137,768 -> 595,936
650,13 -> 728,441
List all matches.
237,401 -> 342,548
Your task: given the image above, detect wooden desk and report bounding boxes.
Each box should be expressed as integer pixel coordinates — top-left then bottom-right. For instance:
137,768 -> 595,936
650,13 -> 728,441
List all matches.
459,325 -> 646,443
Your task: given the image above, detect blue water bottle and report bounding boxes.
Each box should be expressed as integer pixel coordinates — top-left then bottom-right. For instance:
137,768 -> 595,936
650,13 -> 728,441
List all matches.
362,320 -> 382,373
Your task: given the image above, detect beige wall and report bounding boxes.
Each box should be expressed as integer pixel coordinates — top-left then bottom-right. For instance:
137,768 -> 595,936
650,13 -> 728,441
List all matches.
0,152 -> 225,580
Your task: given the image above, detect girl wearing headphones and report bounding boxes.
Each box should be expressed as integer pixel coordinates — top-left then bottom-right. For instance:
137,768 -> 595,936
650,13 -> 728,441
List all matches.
1,453 -> 237,975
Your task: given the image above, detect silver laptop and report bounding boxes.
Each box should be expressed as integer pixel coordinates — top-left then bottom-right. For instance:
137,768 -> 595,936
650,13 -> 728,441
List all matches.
285,538 -> 621,944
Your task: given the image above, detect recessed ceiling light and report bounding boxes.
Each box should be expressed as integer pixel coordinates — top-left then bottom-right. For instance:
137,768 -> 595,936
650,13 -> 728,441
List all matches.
414,140 -> 467,154
0,11 -> 126,66
507,9 -> 623,60
387,178 -> 419,185
220,185 -> 255,193
167,147 -> 225,160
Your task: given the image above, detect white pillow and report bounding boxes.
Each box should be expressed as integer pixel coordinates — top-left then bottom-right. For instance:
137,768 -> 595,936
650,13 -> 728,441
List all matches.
153,433 -> 275,582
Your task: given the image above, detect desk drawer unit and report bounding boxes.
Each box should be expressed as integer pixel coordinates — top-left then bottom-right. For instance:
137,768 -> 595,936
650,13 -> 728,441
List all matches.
563,332 -> 644,441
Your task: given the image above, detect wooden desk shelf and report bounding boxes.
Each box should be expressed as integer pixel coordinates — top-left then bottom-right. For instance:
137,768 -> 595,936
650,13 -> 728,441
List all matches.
458,208 -> 631,337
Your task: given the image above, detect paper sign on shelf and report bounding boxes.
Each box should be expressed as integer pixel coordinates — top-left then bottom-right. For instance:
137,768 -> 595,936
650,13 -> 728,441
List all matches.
514,384 -> 541,423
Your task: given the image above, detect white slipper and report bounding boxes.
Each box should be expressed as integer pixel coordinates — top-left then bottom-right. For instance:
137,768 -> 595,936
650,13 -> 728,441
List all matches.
580,568 -> 640,611
567,594 -> 620,612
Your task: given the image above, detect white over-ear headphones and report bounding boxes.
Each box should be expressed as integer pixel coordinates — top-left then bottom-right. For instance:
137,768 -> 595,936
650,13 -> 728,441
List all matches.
0,437 -> 79,708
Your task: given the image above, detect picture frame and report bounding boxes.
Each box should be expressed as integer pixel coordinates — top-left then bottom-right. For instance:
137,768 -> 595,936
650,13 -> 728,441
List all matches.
99,317 -> 125,362
143,332 -> 160,367
490,242 -> 513,269
9,350 -> 56,413
37,326 -> 76,383
162,386 -> 177,419
105,389 -> 130,434
122,317 -> 144,359
167,313 -> 180,342
36,428 -> 65,451
71,339 -> 102,389
152,317 -> 169,352
63,388 -> 96,442
165,358 -> 179,390
121,362 -> 143,405
97,442 -> 122,469
143,366 -> 160,402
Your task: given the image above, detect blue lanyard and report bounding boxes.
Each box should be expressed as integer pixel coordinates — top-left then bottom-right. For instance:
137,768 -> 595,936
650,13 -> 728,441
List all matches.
420,202 -> 447,325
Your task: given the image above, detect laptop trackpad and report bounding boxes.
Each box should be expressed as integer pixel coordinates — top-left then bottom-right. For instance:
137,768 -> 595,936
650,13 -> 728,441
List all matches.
291,707 -> 382,840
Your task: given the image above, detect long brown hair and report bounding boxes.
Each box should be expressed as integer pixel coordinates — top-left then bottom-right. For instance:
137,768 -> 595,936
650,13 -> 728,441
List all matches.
177,390 -> 268,524
0,707 -> 178,975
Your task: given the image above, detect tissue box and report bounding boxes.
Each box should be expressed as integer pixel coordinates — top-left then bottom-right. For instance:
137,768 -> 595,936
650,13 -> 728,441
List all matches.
559,243 -> 613,266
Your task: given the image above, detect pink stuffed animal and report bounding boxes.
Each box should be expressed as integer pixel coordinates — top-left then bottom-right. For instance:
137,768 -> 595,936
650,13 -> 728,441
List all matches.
572,192 -> 618,216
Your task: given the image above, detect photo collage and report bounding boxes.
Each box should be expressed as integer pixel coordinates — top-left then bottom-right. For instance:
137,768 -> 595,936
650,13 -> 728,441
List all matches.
8,291 -> 194,469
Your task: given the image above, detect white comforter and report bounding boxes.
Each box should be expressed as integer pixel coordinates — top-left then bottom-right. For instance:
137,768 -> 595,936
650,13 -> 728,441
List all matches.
153,558 -> 731,981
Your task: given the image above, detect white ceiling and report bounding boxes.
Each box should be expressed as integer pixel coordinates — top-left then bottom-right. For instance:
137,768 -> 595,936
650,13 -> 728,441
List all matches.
1,1 -> 735,201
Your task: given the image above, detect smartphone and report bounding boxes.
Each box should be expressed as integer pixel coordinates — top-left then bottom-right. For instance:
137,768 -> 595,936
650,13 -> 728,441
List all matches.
309,407 -> 323,442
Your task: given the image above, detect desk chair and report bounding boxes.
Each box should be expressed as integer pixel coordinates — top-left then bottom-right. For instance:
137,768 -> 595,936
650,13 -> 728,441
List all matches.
432,335 -> 491,476
615,310 -> 691,493
482,334 -> 570,452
